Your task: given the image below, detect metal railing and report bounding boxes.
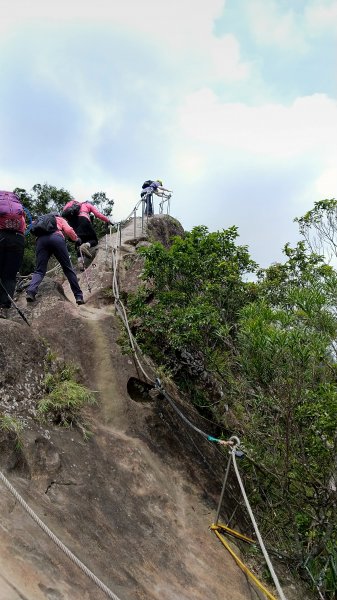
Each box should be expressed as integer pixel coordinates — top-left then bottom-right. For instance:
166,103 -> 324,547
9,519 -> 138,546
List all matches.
117,193 -> 172,244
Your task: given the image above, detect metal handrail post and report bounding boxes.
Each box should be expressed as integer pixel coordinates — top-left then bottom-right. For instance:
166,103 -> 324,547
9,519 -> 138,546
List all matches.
134,209 -> 136,238
214,453 -> 232,525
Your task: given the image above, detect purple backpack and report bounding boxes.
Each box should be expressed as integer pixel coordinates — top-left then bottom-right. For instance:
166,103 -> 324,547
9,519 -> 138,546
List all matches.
0,191 -> 24,230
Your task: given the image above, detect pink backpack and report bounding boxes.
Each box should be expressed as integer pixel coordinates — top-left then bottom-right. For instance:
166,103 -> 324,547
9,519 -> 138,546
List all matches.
0,191 -> 24,231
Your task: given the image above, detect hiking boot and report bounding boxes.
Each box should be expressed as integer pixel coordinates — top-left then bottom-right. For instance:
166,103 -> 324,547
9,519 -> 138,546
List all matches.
26,291 -> 36,303
76,298 -> 85,305
0,307 -> 8,319
80,242 -> 92,258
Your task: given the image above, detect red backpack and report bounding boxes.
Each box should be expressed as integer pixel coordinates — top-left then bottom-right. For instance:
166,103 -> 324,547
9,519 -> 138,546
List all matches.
0,191 -> 24,231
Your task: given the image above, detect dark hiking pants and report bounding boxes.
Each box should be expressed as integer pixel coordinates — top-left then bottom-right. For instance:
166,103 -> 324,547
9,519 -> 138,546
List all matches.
0,230 -> 25,307
70,216 -> 98,256
27,233 -> 83,301
144,193 -> 153,216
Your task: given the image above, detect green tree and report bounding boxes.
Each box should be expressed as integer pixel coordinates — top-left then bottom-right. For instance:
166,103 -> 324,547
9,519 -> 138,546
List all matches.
295,198 -> 337,264
128,225 -> 257,410
90,191 -> 114,238
128,231 -> 337,596
236,244 -> 337,597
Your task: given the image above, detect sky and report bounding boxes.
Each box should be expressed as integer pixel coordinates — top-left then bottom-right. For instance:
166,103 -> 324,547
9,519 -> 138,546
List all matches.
0,0 -> 336,268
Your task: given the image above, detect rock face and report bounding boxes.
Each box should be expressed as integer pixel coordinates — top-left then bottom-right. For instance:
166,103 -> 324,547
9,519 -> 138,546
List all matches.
0,217 -> 311,600
0,319 -> 46,415
146,215 -> 185,248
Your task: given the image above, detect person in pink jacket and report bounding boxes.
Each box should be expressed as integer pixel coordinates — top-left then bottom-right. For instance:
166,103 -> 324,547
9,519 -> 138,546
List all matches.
26,214 -> 85,305
62,200 -> 114,265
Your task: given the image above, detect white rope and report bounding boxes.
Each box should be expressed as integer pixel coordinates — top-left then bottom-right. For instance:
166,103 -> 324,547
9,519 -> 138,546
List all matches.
231,450 -> 288,600
0,471 -> 123,600
111,242 -> 155,383
19,263 -> 62,280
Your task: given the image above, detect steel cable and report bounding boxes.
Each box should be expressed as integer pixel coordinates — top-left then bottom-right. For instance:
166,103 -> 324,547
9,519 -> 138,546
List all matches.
0,471 -> 123,600
231,449 -> 287,600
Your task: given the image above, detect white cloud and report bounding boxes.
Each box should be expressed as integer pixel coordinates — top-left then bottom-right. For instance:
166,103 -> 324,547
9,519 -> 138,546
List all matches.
305,0 -> 337,33
246,0 -> 308,52
314,160 -> 337,198
209,34 -> 250,80
177,89 -> 337,161
172,151 -> 206,183
1,0 -> 249,85
245,0 -> 337,52
1,0 -> 224,42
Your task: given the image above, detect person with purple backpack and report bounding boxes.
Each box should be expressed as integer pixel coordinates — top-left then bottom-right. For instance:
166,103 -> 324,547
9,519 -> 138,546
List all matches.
0,191 -> 26,319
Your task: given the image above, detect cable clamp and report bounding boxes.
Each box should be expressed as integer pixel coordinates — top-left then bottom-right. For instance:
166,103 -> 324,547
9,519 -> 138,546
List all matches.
229,435 -> 241,449
155,378 -> 163,391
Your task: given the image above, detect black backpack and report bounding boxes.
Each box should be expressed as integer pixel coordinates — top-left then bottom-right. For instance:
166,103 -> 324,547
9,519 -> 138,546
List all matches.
31,214 -> 58,237
142,180 -> 153,189
61,201 -> 81,220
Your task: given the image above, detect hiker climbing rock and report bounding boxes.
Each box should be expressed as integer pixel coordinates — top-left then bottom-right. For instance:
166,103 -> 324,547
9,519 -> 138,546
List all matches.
26,213 -> 85,305
62,199 -> 114,270
0,191 -> 26,319
140,179 -> 172,217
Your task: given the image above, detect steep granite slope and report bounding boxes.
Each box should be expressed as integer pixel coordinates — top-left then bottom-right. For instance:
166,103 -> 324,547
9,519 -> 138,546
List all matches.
0,218 -> 301,600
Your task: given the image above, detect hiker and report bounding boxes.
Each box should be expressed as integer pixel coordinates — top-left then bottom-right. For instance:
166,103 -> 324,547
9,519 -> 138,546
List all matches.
0,191 -> 26,319
62,199 -> 114,268
26,213 -> 85,305
140,180 -> 172,217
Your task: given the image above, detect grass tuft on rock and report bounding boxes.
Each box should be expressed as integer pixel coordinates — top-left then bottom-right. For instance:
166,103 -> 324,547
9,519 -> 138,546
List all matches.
38,361 -> 96,431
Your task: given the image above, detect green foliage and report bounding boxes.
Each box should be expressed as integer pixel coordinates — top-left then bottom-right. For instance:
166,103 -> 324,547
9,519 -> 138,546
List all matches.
90,191 -> 114,238
37,380 -> 96,427
127,221 -> 337,597
0,413 -> 24,448
236,247 -> 337,597
38,362 -> 96,429
295,198 -> 337,263
128,225 -> 257,408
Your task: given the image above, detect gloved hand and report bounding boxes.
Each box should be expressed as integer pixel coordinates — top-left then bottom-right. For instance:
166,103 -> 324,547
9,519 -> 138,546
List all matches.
108,218 -> 115,226
75,237 -> 82,248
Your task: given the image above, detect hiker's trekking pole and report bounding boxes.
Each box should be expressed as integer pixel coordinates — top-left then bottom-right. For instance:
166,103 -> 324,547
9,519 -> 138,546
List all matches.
79,248 -> 92,293
0,280 -> 30,326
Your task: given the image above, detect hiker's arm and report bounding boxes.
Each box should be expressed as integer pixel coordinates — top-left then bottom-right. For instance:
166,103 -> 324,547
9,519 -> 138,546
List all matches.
157,186 -> 172,194
56,216 -> 79,242
86,203 -> 110,223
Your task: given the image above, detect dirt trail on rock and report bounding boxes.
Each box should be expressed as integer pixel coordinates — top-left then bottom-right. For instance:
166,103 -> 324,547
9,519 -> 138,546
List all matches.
0,219 -> 268,600
85,310 -> 128,430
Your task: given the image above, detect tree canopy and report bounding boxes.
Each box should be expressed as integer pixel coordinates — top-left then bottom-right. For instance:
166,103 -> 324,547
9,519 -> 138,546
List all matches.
128,220 -> 337,599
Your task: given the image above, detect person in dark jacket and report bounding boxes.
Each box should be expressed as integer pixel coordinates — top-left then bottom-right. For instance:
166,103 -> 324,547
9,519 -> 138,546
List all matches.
26,215 -> 85,305
0,191 -> 26,319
